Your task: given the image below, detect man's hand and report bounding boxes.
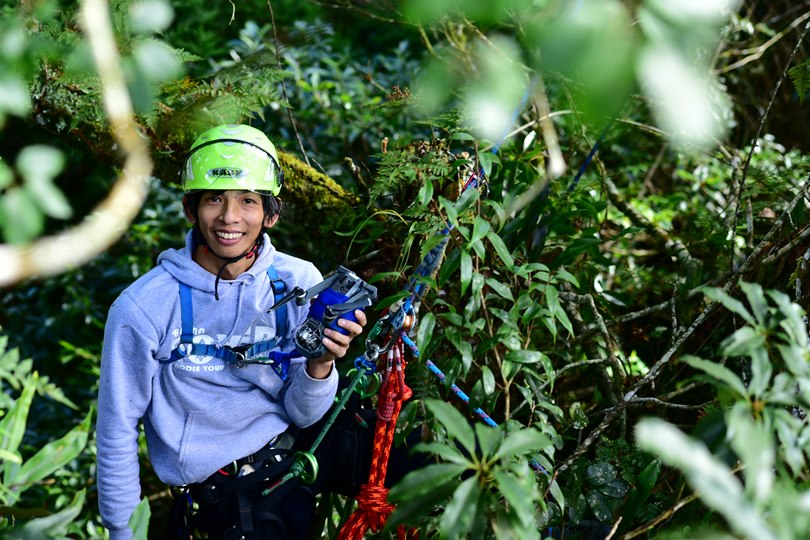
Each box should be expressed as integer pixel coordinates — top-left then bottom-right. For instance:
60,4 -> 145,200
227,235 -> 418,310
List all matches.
306,310 -> 368,379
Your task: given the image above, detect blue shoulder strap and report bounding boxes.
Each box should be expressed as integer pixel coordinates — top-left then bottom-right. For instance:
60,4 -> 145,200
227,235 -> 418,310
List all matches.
163,265 -> 293,381
266,265 -> 288,339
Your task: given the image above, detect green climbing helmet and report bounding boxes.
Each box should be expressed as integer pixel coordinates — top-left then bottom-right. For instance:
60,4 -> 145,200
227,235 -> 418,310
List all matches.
181,124 -> 283,196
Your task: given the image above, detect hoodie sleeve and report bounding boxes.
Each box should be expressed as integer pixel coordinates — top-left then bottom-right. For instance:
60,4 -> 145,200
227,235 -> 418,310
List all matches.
281,357 -> 339,427
97,292 -> 161,539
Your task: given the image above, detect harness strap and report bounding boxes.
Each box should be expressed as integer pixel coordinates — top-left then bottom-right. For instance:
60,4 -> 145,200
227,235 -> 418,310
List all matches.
163,265 -> 294,381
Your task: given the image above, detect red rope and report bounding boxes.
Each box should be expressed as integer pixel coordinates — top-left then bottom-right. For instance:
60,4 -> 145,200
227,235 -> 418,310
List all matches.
338,340 -> 417,540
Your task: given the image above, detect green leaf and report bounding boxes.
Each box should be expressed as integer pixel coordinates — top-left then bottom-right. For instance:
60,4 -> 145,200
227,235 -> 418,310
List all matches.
586,462 -> 617,486
416,311 -> 436,353
410,441 -> 470,466
454,186 -> 480,214
388,462 -> 468,501
0,75 -> 32,117
586,490 -> 613,522
493,428 -> 550,462
617,459 -> 661,534
386,476 -> 457,531
740,281 -> 768,326
417,178 -> 434,207
748,347 -> 772,398
702,287 -> 755,326
15,408 -> 91,487
129,497 -> 151,540
129,0 -> 174,34
482,365 -> 496,395
0,375 -> 36,455
475,423 -> 502,458
471,215 -> 491,245
0,158 -> 12,189
16,145 -> 64,186
479,151 -> 498,176
493,469 -> 536,523
460,250 -> 473,296
548,478 -> 565,515
425,399 -> 476,455
727,405 -> 774,504
720,326 -> 765,358
7,488 -> 86,539
487,231 -> 514,271
635,418 -> 775,540
440,475 -> 480,539
1,186 -> 43,243
682,355 -> 749,399
769,290 -> 808,348
486,277 -> 514,301
133,39 -> 184,82
505,350 -> 548,365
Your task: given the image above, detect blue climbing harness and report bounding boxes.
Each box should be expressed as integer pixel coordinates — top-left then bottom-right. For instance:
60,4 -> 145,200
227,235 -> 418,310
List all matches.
162,265 -> 295,381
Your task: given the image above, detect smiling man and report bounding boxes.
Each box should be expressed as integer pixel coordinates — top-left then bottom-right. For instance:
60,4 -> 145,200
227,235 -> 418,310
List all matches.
96,124 -> 366,538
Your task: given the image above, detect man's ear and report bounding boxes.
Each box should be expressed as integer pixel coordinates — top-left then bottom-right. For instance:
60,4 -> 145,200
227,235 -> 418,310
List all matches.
264,214 -> 279,229
182,194 -> 196,224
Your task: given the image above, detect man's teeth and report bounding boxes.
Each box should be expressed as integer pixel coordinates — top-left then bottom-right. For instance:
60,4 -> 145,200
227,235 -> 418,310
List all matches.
217,232 -> 243,240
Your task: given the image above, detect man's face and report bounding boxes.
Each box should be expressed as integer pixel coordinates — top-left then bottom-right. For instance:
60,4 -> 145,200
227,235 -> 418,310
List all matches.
192,190 -> 276,261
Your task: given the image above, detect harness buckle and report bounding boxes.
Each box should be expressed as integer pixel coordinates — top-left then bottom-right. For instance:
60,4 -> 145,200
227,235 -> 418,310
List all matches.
233,350 -> 246,368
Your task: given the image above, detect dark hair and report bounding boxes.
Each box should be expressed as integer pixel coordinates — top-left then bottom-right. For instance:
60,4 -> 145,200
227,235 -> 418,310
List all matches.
182,190 -> 283,224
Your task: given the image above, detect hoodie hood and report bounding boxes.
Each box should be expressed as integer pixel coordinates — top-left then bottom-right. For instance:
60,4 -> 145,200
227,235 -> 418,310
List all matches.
157,230 -> 276,295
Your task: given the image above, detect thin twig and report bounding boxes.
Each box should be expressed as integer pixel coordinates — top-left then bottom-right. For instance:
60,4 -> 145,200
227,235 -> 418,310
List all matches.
556,174 -> 810,473
717,11 -> 810,74
762,225 -> 810,267
267,0 -> 311,168
729,19 -> 810,265
621,494 -> 699,539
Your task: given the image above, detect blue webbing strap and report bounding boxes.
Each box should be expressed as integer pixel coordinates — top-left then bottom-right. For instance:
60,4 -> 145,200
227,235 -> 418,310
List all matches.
266,265 -> 288,339
163,265 -> 293,381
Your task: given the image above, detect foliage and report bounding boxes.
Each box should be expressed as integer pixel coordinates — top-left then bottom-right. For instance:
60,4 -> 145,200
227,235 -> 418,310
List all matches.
2,0 -> 810,538
0,330 -> 91,535
388,400 -> 554,539
637,283 -> 810,540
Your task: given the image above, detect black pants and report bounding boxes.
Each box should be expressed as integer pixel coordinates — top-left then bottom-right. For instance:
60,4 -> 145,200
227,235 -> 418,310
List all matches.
169,394 -> 425,539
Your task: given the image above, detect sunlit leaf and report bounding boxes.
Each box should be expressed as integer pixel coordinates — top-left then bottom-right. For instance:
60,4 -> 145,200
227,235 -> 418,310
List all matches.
487,231 -> 514,271
482,365 -> 496,395
701,287 -> 755,325
15,409 -> 91,487
635,418 -> 775,540
720,326 -> 765,358
740,281 -> 768,326
0,75 -> 32,117
129,0 -> 174,34
727,405 -> 774,504
460,249 -> 472,296
8,488 -> 86,538
493,428 -> 550,462
129,497 -> 151,540
2,186 -> 44,243
682,355 -> 748,399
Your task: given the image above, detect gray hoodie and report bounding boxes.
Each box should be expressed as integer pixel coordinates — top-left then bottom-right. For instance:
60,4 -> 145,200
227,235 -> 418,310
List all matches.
96,231 -> 337,539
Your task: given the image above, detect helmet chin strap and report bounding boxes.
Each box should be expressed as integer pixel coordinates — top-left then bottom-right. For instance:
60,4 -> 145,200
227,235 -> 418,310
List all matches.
194,228 -> 263,300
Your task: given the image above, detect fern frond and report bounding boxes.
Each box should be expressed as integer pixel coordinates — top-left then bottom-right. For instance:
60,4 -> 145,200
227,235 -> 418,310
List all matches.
789,60 -> 810,103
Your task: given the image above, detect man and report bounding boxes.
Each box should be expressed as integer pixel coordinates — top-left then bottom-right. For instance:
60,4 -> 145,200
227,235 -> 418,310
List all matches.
96,124 -> 367,539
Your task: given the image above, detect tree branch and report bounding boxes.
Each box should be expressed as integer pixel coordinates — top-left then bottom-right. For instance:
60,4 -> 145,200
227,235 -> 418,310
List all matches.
0,0 -> 152,287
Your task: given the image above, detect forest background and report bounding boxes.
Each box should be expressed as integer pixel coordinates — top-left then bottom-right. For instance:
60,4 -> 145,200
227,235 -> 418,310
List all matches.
1,0 -> 810,538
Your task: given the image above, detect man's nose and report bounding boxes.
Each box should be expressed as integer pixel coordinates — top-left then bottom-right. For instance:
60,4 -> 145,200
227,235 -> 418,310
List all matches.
220,198 -> 241,223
